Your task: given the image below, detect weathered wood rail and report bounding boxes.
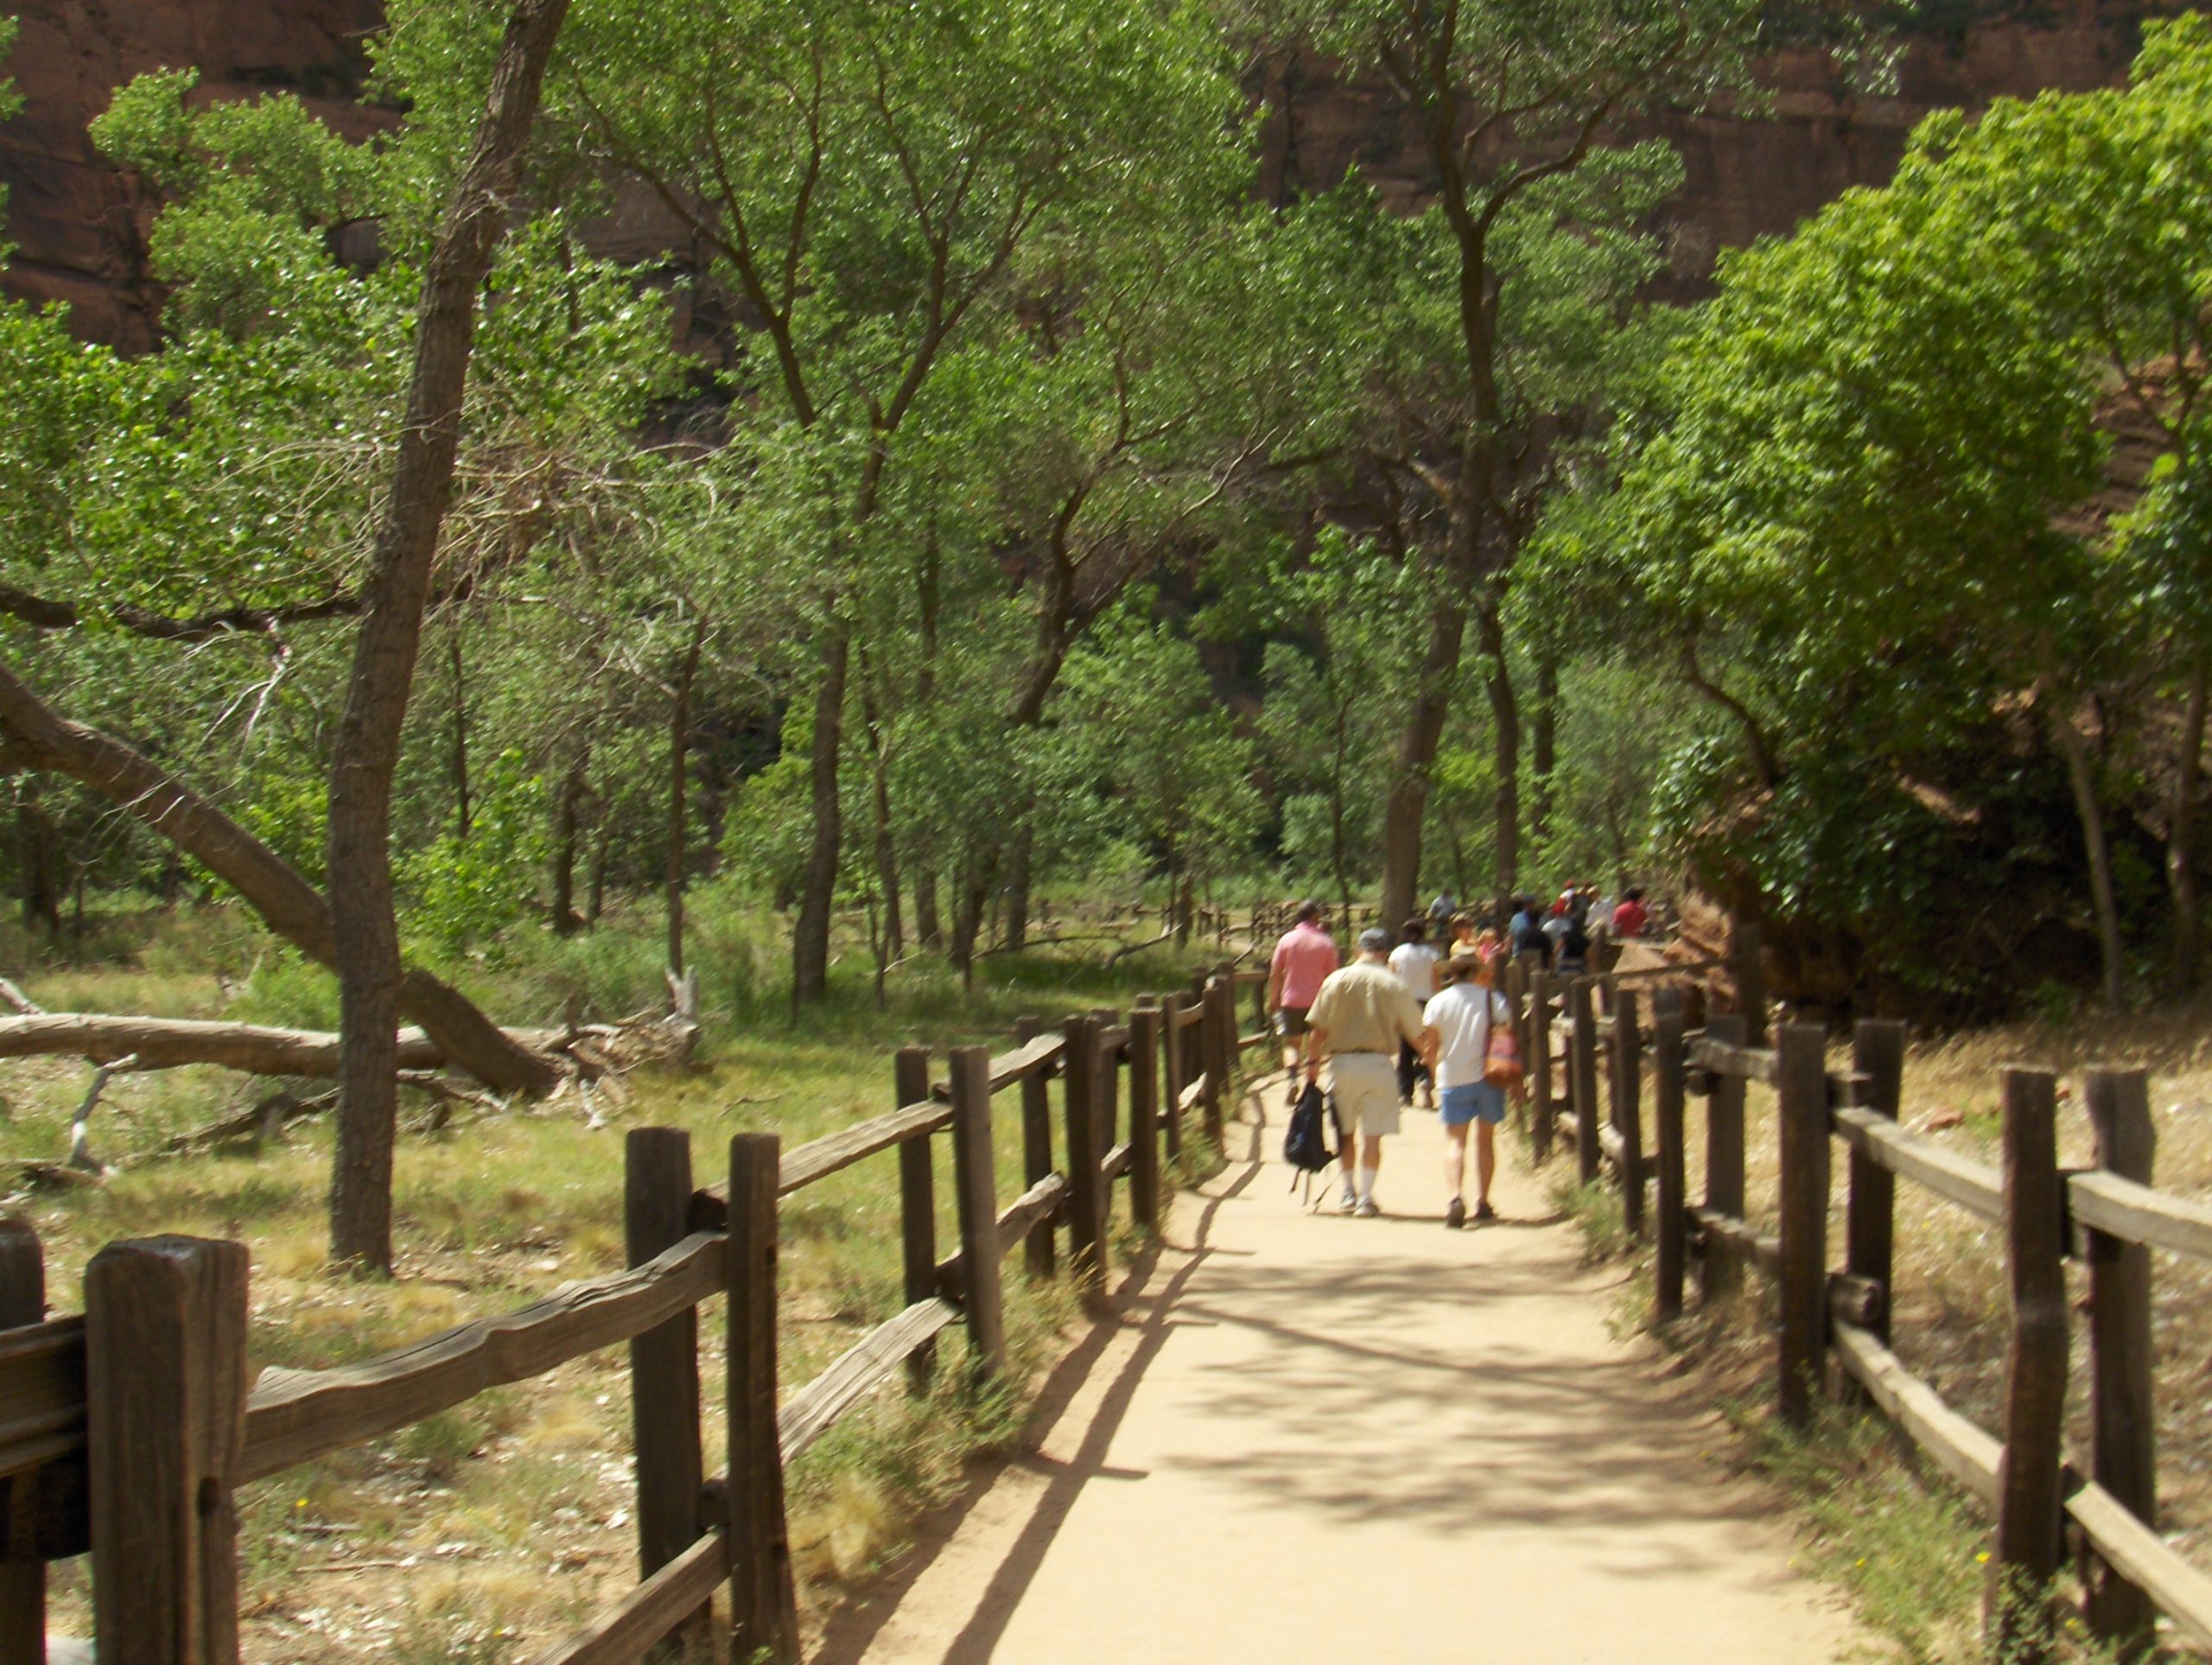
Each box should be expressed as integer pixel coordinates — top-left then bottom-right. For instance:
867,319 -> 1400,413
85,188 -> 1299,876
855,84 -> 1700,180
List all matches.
1507,923 -> 2212,1660
0,961 -> 1256,1664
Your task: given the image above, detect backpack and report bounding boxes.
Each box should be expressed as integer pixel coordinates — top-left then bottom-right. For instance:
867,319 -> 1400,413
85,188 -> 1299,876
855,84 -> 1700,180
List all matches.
1283,1080 -> 1337,1196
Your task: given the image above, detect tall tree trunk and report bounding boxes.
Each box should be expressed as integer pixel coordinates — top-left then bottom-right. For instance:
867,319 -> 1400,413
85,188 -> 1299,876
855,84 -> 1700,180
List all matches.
791,631 -> 848,1007
448,622 -> 471,841
16,785 -> 58,941
1331,702 -> 1351,930
666,619 -> 705,979
1530,657 -> 1558,854
861,686 -> 903,961
1478,599 -> 1520,920
551,759 -> 584,937
587,811 -> 609,925
2168,651 -> 2208,999
325,0 -> 571,1274
2051,704 -> 2127,1012
914,867 -> 941,950
1001,823 -> 1032,952
0,660 -> 555,1092
1379,595 -> 1469,926
949,856 -> 991,983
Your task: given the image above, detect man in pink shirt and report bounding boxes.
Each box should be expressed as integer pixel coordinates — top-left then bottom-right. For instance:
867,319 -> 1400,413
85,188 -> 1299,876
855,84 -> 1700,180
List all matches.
1265,900 -> 1339,1107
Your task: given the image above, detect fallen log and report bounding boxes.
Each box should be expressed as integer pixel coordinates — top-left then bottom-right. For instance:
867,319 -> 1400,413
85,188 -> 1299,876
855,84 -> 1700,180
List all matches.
0,659 -> 557,1095
0,1014 -> 448,1076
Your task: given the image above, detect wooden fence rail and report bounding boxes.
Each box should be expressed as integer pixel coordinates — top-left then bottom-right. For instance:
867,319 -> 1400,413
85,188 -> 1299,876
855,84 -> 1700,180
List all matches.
0,960 -> 1253,1664
1500,923 -> 2212,1661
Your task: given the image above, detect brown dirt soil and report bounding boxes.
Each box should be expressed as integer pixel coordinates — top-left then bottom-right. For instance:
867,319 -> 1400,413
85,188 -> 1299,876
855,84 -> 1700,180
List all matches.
817,1087 -> 1872,1664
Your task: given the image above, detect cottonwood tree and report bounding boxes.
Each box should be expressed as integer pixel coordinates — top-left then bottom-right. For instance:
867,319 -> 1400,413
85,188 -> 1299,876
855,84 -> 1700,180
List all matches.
1251,0 -> 1761,925
518,0 -> 1245,1002
1596,48 -> 2212,1007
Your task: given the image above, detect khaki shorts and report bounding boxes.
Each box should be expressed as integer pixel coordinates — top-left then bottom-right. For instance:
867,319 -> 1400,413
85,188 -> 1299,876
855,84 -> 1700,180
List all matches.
1327,1052 -> 1401,1141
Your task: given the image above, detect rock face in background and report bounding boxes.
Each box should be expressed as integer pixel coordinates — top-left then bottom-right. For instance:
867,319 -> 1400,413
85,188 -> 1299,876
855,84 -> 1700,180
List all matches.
1250,0 -> 2157,289
0,0 -> 2172,344
0,0 -> 382,348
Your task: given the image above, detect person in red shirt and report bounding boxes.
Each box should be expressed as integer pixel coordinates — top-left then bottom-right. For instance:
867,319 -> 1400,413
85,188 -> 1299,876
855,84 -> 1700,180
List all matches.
1266,900 -> 1340,1108
1611,887 -> 1650,939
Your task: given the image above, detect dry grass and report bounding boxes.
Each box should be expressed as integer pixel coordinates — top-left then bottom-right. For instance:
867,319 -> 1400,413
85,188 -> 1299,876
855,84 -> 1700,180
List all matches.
0,899 -> 1238,1662
1569,987 -> 2212,1661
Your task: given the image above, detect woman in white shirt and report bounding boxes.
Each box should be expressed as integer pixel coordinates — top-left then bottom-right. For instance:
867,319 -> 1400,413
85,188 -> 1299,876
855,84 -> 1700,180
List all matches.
1419,950 -> 1510,1228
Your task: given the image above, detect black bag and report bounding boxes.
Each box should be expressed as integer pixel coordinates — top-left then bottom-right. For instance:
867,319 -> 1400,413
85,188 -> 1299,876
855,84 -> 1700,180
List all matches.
1284,1081 -> 1335,1179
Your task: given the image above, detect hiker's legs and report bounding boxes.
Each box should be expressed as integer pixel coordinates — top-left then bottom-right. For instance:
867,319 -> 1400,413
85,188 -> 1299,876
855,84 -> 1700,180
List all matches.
1359,1133 -> 1384,1204
1442,1121 -> 1469,1204
1475,1119 -> 1497,1206
1396,1041 -> 1417,1104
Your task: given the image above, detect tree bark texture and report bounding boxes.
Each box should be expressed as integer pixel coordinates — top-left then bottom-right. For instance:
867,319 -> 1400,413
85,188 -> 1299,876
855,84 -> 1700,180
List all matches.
1530,657 -> 1557,853
2169,653 -> 2206,999
791,631 -> 849,1007
2052,705 -> 2127,1012
0,659 -> 556,1093
666,619 -> 704,979
1378,595 -> 1468,928
1478,597 -> 1520,915
551,758 -> 586,937
325,0 -> 573,1272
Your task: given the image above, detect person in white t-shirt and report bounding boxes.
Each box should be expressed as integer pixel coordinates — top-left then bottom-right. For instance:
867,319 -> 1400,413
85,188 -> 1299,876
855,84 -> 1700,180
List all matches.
1419,949 -> 1510,1229
1387,918 -> 1441,1110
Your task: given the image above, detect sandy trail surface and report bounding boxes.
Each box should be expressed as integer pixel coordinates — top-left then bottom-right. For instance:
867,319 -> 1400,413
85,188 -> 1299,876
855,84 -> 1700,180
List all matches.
817,1085 -> 1868,1665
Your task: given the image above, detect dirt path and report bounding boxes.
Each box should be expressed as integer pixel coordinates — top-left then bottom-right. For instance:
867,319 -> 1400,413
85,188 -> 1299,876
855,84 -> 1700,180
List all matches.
818,1087 -> 1870,1665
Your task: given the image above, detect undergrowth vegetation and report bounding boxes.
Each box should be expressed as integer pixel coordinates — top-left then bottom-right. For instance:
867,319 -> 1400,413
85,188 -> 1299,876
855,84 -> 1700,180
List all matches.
0,899 -> 1229,1660
1544,992 -> 2212,1662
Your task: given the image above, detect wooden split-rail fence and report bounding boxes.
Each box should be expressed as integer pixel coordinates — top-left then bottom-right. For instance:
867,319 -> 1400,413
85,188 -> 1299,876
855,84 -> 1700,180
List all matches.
1509,924 -> 2212,1661
0,960 -> 1276,1665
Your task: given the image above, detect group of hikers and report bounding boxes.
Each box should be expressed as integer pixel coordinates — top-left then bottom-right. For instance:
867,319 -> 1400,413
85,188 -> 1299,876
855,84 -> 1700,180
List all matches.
1262,885 -> 1652,1227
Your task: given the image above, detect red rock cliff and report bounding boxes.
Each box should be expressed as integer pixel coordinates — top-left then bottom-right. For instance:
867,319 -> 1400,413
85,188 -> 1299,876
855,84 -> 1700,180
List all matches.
0,0 -> 2174,345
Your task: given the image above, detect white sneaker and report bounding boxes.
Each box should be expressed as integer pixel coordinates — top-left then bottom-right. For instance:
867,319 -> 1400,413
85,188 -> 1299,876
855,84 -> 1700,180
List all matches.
1355,1198 -> 1381,1218
1338,1191 -> 1358,1215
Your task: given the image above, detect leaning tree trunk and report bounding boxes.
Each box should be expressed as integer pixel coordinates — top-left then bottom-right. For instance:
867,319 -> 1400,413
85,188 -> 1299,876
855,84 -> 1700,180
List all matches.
1378,595 -> 1469,928
1478,599 -> 1521,919
0,660 -> 556,1093
2169,651 -> 2207,1000
551,757 -> 586,937
326,0 -> 573,1273
2050,702 -> 2127,1012
791,630 -> 849,1007
1001,823 -> 1031,952
1530,657 -> 1557,855
666,618 -> 704,980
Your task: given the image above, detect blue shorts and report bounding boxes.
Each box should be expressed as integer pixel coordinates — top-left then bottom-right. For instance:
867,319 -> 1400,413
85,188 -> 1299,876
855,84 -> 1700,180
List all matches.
1440,1081 -> 1507,1127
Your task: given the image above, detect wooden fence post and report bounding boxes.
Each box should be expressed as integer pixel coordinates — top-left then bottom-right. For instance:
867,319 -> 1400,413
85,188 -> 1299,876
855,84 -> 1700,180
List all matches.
1776,1022 -> 1830,1429
949,1046 -> 1007,1379
1213,960 -> 1239,1131
895,1046 -> 940,1386
624,1129 -> 709,1655
1846,1022 -> 1906,1347
1569,978 -> 1600,1185
1732,918 -> 1769,1045
725,1134 -> 798,1665
1529,968 -> 1554,1161
1062,1014 -> 1107,1298
1701,1013 -> 1748,1303
1993,1067 -> 2066,1658
1090,1008 -> 1122,1160
1611,989 -> 1644,1235
86,1236 -> 250,1665
1652,989 -> 1687,1323
1160,994 -> 1187,1162
0,1221 -> 44,1665
1011,1021 -> 1056,1283
1200,976 -> 1228,1147
2082,1067 -> 2157,1651
1129,1003 -> 1163,1232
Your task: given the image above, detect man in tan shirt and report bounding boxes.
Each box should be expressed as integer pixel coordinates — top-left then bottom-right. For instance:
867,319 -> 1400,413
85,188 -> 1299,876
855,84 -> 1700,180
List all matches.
1302,927 -> 1427,1216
